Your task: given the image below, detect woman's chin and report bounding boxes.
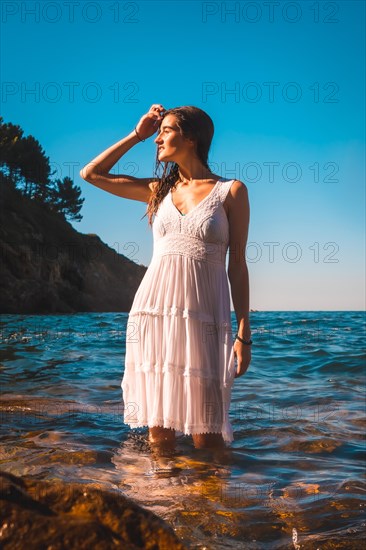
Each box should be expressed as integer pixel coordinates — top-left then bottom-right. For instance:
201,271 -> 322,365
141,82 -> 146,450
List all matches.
159,154 -> 172,163
158,153 -> 178,165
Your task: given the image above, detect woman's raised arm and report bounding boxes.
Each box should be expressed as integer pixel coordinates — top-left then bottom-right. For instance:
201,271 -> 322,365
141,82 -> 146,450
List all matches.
79,104 -> 165,202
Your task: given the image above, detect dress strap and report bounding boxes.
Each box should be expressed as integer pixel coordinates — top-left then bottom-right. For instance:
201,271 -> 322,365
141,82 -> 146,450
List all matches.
217,179 -> 235,203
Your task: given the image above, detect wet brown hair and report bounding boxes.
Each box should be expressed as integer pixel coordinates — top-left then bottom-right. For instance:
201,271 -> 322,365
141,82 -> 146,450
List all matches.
142,106 -> 215,226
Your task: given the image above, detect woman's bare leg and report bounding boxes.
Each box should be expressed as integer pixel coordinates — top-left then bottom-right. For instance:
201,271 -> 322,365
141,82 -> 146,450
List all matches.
148,426 -> 175,445
192,432 -> 225,449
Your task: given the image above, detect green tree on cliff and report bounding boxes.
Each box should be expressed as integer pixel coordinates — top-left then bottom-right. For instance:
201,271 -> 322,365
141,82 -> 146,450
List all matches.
0,117 -> 84,222
51,177 -> 85,222
0,119 -> 24,181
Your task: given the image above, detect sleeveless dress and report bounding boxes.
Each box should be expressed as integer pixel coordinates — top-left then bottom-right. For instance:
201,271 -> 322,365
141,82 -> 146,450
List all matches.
121,178 -> 237,443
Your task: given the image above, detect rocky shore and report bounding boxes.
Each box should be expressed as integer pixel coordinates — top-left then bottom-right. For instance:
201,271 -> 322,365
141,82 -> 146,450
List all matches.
0,181 -> 147,314
0,470 -> 187,549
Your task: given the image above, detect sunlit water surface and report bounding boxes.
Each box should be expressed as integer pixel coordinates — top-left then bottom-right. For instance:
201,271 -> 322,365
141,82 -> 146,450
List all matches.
1,311 -> 365,549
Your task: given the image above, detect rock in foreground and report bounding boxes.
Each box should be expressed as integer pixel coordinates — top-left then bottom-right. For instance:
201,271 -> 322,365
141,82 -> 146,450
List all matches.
0,471 -> 187,549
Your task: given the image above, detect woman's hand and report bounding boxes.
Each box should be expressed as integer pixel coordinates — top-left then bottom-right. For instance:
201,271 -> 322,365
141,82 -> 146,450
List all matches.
233,340 -> 251,378
135,104 -> 166,141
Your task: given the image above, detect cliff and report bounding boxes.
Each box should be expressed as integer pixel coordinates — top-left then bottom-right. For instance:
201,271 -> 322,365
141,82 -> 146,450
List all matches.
0,180 -> 147,314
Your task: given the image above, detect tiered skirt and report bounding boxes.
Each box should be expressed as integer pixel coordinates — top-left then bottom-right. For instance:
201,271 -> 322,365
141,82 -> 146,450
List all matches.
121,252 -> 236,442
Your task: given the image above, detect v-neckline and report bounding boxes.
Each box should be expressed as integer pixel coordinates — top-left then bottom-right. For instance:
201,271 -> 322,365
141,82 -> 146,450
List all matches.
170,178 -> 223,218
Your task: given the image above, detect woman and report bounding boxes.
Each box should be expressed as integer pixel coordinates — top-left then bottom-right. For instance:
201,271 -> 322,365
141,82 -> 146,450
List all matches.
80,104 -> 251,449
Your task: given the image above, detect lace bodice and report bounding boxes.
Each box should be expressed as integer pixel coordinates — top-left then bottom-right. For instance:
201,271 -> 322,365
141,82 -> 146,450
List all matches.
152,178 -> 234,265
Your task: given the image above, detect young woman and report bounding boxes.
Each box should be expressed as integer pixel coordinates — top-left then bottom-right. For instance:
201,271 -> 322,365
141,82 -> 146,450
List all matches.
80,104 -> 251,449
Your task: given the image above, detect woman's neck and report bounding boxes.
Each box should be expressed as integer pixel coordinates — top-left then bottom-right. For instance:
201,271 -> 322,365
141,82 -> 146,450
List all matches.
177,167 -> 213,184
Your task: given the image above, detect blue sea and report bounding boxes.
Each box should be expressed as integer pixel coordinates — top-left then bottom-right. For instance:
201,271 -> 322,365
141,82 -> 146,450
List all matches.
1,311 -> 365,549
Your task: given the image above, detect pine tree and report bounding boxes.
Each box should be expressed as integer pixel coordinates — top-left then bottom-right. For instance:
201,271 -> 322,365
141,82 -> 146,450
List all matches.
0,117 -> 24,184
0,117 -> 84,222
51,177 -> 85,222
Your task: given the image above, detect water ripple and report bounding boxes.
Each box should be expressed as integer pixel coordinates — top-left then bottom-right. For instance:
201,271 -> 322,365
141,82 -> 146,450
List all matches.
0,311 -> 365,549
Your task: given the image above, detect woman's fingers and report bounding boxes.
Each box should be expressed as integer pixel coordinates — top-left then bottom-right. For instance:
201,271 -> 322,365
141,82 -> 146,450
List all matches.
134,104 -> 166,140
149,104 -> 166,116
235,364 -> 250,377
149,103 -> 165,110
146,106 -> 165,124
233,347 -> 251,377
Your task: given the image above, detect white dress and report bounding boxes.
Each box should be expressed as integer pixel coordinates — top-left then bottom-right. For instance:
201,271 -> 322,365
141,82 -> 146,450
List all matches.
121,178 -> 237,443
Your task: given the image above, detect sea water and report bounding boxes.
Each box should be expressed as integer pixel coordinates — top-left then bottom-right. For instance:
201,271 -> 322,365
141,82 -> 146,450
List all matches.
1,311 -> 365,549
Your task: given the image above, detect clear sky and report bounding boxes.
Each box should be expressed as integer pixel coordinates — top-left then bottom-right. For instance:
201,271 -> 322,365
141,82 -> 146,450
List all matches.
1,0 -> 365,310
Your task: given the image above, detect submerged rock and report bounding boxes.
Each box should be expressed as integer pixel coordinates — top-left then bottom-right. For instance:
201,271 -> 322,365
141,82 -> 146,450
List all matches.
0,470 -> 187,549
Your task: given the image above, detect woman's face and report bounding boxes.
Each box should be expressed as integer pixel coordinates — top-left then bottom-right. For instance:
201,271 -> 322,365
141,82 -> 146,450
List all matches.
154,114 -> 194,163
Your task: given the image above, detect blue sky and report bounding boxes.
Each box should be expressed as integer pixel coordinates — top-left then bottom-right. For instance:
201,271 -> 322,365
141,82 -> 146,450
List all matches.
1,0 -> 365,310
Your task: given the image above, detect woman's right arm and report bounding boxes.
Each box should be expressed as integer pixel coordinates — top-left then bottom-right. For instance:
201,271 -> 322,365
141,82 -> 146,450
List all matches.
79,104 -> 165,202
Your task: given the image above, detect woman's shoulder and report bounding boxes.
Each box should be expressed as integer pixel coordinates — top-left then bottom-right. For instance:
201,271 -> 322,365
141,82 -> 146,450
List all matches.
225,179 -> 248,198
223,179 -> 249,212
220,179 -> 248,217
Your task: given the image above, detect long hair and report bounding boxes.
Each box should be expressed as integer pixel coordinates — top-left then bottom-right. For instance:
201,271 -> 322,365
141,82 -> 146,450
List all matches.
142,106 -> 215,226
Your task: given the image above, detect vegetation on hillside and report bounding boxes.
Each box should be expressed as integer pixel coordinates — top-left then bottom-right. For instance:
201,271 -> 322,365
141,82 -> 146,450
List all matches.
0,117 -> 84,222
